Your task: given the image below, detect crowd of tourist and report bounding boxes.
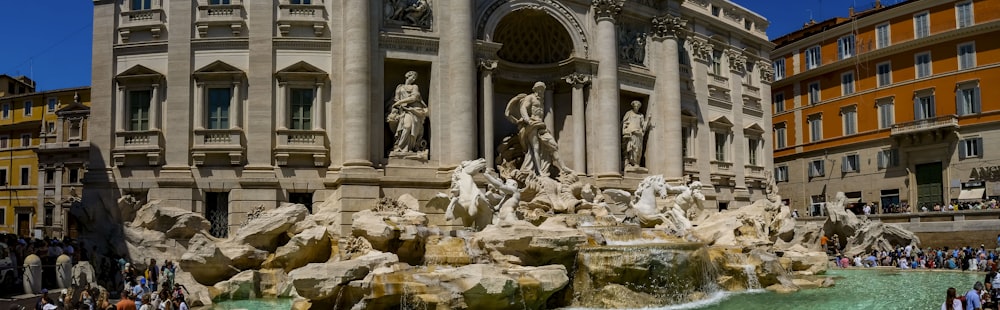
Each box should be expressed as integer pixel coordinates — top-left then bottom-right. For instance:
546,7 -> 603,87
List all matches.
942,281 -> 1000,310
22,258 -> 189,310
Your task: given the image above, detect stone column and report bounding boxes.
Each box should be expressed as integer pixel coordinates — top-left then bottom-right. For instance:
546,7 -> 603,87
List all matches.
444,0 -> 477,164
276,82 -> 287,130
115,86 -> 125,131
35,165 -> 45,227
479,59 -> 498,166
194,83 -> 205,129
53,166 -> 63,231
231,81 -> 241,129
313,82 -> 323,130
592,0 -> 624,178
343,0 -> 372,168
150,83 -> 160,130
564,73 -> 591,172
649,15 -> 687,177
544,84 -> 555,131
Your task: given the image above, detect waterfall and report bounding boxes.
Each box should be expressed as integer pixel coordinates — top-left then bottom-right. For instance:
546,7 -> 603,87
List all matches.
743,264 -> 762,290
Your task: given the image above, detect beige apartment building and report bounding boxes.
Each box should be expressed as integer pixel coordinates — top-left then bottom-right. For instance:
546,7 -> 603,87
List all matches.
87,0 -> 772,235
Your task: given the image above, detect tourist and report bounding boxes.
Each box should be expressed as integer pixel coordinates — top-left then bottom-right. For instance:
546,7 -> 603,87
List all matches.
945,287 -> 963,310
80,289 -> 94,310
172,296 -> 188,310
863,204 -> 871,215
146,259 -> 159,293
115,290 -> 136,310
967,282 -> 984,310
138,295 -> 151,310
839,256 -> 850,268
820,235 -> 829,253
983,282 -> 995,310
39,295 -> 57,310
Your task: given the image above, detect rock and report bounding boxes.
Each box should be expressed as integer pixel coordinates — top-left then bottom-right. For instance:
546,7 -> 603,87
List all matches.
179,233 -> 238,285
781,248 -> 828,275
437,264 -> 518,309
791,278 -> 821,289
511,265 -> 570,309
577,283 -> 662,309
824,192 -> 920,257
71,262 -> 97,289
218,241 -> 269,271
132,201 -> 211,239
351,200 -> 429,265
212,270 -> 260,300
264,226 -> 332,271
765,283 -> 798,294
232,203 -> 309,251
124,226 -> 187,271
288,251 -> 399,301
258,268 -> 296,298
474,221 -> 587,268
174,269 -> 213,307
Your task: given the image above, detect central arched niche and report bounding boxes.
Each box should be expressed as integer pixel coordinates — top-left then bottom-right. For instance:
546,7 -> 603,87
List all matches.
493,9 -> 573,65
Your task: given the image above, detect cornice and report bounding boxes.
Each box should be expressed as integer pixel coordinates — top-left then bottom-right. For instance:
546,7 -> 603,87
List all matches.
273,38 -> 332,51
773,20 -> 1000,88
379,33 -> 440,54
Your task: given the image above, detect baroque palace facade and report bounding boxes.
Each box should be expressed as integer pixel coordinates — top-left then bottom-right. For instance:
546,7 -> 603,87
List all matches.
771,0 -> 1000,215
0,75 -> 91,238
88,0 -> 772,235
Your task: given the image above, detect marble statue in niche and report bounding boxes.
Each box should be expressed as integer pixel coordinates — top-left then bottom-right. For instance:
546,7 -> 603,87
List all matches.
505,82 -> 572,178
384,0 -> 433,28
622,100 -> 650,169
386,71 -> 429,159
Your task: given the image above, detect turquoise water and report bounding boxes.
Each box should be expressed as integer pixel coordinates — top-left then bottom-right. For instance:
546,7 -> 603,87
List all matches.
206,298 -> 293,310
675,269 -> 984,310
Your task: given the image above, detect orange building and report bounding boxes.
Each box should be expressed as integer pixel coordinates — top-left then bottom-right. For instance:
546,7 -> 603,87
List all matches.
770,0 -> 1000,215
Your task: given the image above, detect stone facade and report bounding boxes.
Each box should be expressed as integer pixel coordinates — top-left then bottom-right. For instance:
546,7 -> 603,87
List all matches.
88,0 -> 772,235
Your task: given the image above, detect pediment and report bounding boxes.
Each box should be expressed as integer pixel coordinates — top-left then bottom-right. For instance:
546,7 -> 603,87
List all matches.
744,123 -> 765,135
276,61 -> 328,82
193,60 -> 245,81
709,115 -> 733,128
116,65 -> 163,84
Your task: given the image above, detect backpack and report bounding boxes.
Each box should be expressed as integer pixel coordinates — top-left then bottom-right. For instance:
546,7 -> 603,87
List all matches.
957,295 -> 967,310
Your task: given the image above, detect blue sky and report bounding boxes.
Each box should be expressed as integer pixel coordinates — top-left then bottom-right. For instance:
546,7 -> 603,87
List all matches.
0,1 -> 891,91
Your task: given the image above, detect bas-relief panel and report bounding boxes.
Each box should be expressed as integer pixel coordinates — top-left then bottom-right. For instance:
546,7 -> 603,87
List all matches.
192,50 -> 250,72
115,53 -> 168,75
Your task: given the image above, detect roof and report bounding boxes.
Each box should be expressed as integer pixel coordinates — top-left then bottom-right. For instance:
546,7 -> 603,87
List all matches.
771,0 -> 915,48
0,86 -> 90,101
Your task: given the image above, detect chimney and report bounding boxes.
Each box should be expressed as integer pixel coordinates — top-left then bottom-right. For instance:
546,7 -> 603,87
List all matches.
875,0 -> 882,9
849,7 -> 855,17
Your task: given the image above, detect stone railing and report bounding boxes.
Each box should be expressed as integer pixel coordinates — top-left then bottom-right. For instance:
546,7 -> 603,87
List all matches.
742,83 -> 760,98
745,165 -> 765,178
710,160 -> 735,175
117,131 -> 159,147
890,114 -> 958,136
196,4 -> 244,37
119,9 -> 165,42
277,3 -> 327,36
708,73 -> 729,89
112,130 -> 163,166
275,129 -> 327,166
191,129 -> 244,166
194,129 -> 242,145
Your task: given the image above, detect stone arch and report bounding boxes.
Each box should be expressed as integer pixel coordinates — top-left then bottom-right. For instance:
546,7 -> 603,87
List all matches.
477,0 -> 589,59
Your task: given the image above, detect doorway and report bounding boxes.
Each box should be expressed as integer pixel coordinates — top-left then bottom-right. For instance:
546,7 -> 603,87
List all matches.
17,213 -> 30,237
205,192 -> 230,238
915,162 -> 943,210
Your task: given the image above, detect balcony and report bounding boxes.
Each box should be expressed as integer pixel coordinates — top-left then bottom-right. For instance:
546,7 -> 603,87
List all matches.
742,83 -> 760,99
745,165 -> 765,180
192,129 -> 244,166
119,9 -> 165,42
275,129 -> 327,166
195,4 -> 245,37
708,73 -> 729,89
112,130 -> 163,166
277,3 -> 328,37
710,160 -> 736,186
890,115 -> 958,136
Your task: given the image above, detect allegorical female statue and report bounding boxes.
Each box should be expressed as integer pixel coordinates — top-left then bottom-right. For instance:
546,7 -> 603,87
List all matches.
386,71 -> 429,157
622,100 -> 650,169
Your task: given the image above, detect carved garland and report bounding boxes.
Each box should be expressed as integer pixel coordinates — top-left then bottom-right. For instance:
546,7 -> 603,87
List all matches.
563,72 -> 592,86
477,0 -> 589,55
651,14 -> 687,39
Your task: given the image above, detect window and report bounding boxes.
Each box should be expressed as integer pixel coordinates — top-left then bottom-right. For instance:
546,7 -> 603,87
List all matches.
842,107 -> 857,136
877,149 -> 899,169
714,132 -> 727,162
774,93 -> 785,113
958,43 -> 976,70
131,0 -> 152,10
20,134 -> 30,148
878,99 -> 894,129
711,5 -> 720,16
747,138 -> 760,166
47,98 -> 56,112
805,46 -> 821,69
808,160 -> 825,177
841,72 -> 854,95
808,82 -> 820,104
914,93 -> 935,120
877,62 -> 892,87
210,0 -> 231,4
960,137 -> 983,159
957,83 -> 981,115
0,169 -> 7,186
45,170 -> 54,185
711,50 -> 723,75
914,12 -> 929,39
956,1 -> 974,28
842,154 -> 860,173
773,58 -> 785,81
0,208 -> 4,225
838,34 -> 855,59
69,169 -> 79,183
809,115 -> 822,142
876,23 -> 891,49
774,166 -> 788,182
291,0 -> 312,4
23,101 -> 32,116
915,52 -> 931,78
0,136 -> 7,149
128,90 -> 152,131
19,167 -> 29,186
289,88 -> 313,130
1,103 -> 8,119
46,122 -> 55,134
207,88 -> 231,129
682,126 -> 693,157
774,124 -> 787,149
745,62 -> 756,86
678,38 -> 690,66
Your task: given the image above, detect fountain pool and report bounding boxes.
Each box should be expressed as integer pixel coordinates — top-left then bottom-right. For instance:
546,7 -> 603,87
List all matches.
206,298 -> 293,310
652,269 -> 983,310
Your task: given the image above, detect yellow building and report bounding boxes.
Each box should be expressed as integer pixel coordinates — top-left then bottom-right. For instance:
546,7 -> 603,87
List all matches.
0,85 -> 90,238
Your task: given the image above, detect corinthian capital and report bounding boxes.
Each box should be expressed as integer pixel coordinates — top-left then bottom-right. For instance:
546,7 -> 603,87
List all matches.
563,73 -> 592,86
592,0 -> 625,22
651,14 -> 687,39
725,49 -> 747,72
